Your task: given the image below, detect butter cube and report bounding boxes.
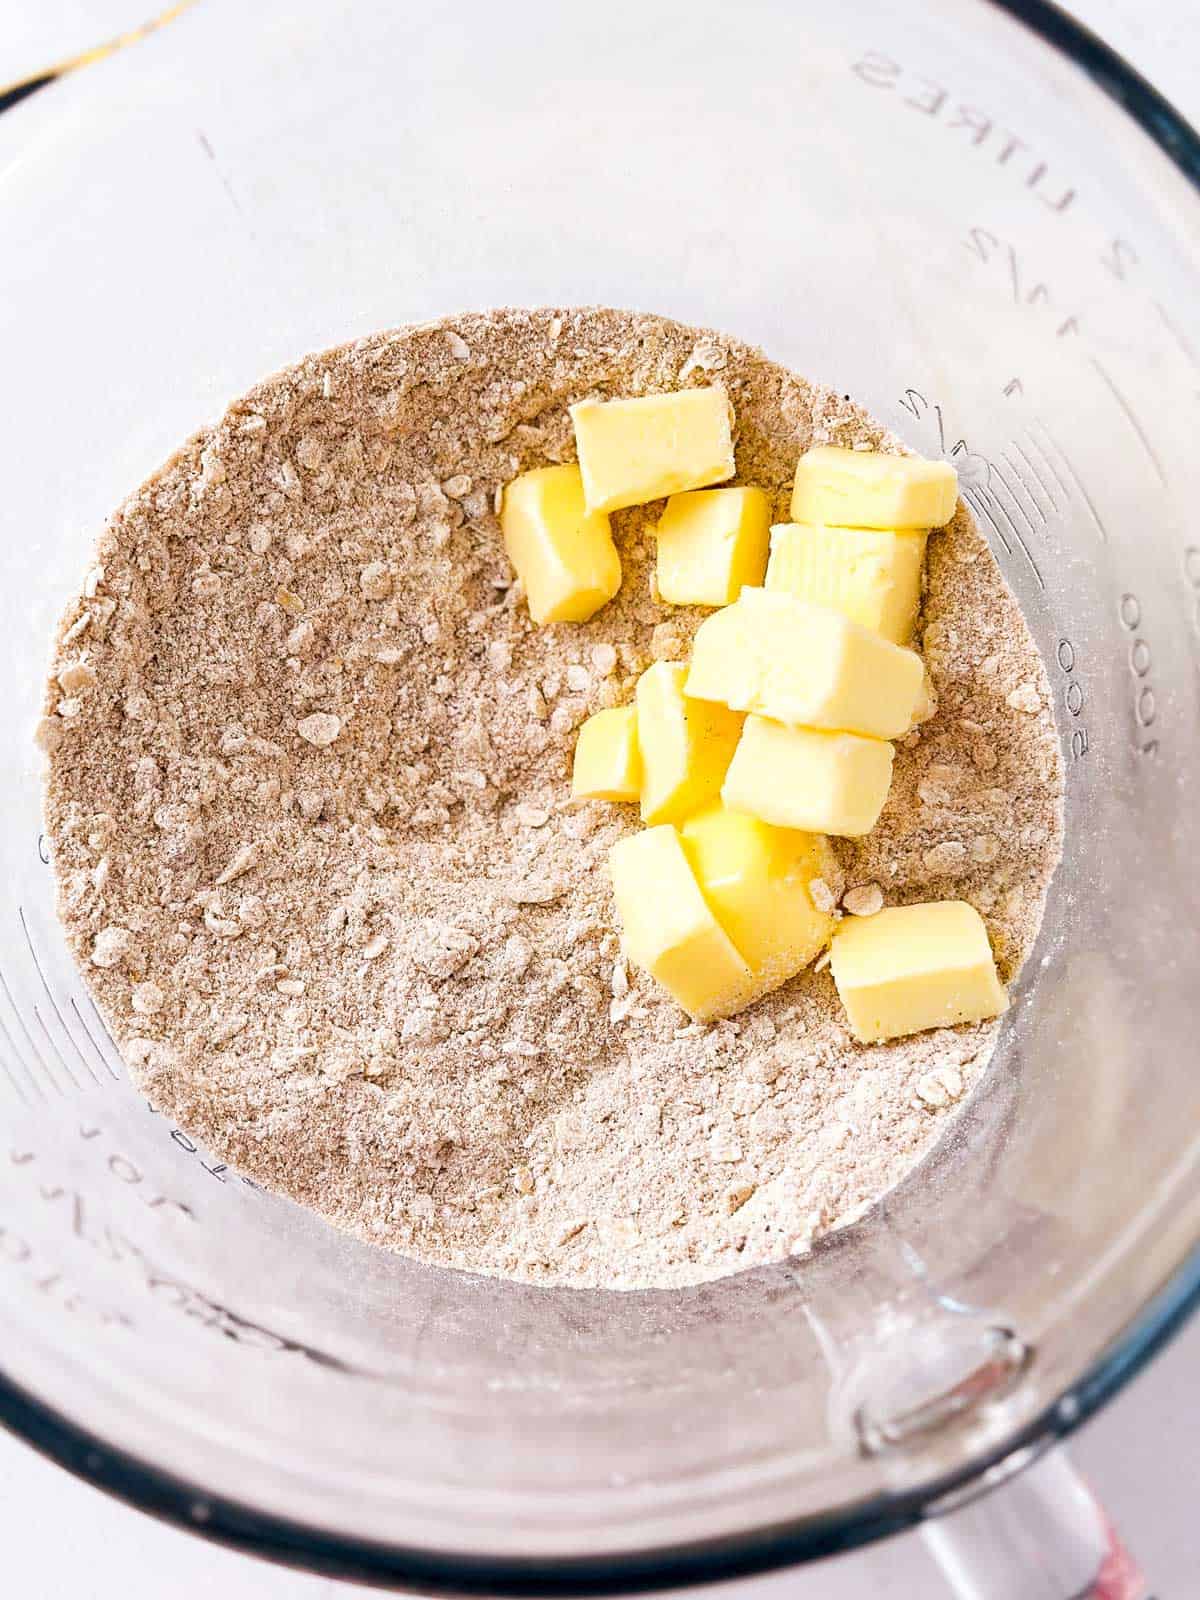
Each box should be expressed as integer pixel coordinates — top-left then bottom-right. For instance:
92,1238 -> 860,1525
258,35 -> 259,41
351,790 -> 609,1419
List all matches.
830,900 -> 1009,1043
765,522 -> 926,645
501,464 -> 621,625
572,706 -> 641,802
609,825 -> 755,1022
636,661 -> 743,826
570,388 -> 735,514
722,716 -> 894,837
655,487 -> 770,607
681,806 -> 835,989
791,446 -> 958,530
686,588 -> 924,740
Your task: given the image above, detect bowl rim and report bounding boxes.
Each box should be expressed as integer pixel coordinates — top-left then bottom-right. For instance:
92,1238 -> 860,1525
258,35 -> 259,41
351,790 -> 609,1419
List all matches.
1,1258 -> 1197,1594
2,0 -> 1198,1590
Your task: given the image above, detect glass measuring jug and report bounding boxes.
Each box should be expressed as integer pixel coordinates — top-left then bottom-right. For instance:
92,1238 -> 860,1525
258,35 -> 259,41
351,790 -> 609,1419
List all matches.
0,0 -> 1197,1593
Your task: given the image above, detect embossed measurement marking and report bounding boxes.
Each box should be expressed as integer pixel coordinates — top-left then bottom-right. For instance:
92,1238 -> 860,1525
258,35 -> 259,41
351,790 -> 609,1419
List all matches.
0,841 -> 127,1101
979,477 -> 1044,588
1118,593 -> 1160,759
1009,442 -> 1058,516
143,1101 -> 258,1189
852,54 -> 1077,213
1055,638 -> 1089,762
0,1221 -> 131,1331
0,954 -> 63,1097
1089,357 -> 1167,487
1034,422 -> 1108,544
964,228 -> 1081,338
963,484 -> 1010,557
1155,300 -> 1200,375
897,385 -> 1047,587
0,1026 -> 32,1104
19,905 -> 98,1089
997,451 -> 1046,525
852,34 -> 1197,464
71,996 -> 121,1081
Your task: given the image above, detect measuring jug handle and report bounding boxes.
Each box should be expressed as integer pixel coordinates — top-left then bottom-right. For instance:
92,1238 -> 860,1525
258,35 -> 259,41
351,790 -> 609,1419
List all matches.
919,1444 -> 1149,1599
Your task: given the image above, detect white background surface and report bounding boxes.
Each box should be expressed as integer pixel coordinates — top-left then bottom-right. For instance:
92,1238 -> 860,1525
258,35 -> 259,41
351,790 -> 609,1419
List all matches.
1,3 -> 1197,1595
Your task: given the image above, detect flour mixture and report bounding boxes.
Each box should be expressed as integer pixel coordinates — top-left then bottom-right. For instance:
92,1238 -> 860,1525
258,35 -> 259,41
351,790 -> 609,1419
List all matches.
39,309 -> 1063,1288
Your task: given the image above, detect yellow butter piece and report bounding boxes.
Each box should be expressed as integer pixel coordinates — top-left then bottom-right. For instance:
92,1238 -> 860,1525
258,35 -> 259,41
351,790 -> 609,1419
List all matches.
609,825 -> 755,1022
830,900 -> 1009,1043
686,588 -> 924,739
636,661 -> 743,825
681,805 -> 835,990
570,388 -> 735,514
722,715 -> 894,837
791,446 -> 958,530
765,522 -> 926,645
500,464 -> 621,625
655,487 -> 770,607
571,706 -> 641,802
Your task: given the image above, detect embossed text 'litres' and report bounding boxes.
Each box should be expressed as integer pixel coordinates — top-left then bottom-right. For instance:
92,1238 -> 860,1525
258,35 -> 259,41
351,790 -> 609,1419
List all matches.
852,52 -> 1077,215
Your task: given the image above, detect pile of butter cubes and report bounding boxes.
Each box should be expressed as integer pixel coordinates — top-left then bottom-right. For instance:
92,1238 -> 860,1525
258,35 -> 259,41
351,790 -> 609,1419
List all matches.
499,387 -> 1009,1043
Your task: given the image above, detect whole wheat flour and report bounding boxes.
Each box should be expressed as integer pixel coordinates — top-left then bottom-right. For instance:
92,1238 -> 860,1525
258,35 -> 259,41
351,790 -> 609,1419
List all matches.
40,308 -> 1063,1289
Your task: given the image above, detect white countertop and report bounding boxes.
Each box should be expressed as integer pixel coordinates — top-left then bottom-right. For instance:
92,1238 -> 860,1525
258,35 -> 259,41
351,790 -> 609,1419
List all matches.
2,2 -> 1197,1595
